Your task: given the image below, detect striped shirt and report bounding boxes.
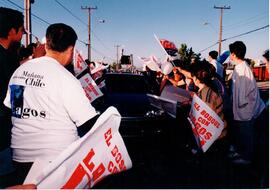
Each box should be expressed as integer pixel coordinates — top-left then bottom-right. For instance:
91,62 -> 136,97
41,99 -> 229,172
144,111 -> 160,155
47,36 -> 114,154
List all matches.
197,86 -> 227,138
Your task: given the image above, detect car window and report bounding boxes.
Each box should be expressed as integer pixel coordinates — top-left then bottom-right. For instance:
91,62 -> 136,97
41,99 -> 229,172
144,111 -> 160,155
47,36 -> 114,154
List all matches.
105,73 -> 149,93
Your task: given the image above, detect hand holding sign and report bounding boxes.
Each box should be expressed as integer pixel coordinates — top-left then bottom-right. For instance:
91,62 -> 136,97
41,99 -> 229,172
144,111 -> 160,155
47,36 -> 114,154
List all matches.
25,107 -> 132,189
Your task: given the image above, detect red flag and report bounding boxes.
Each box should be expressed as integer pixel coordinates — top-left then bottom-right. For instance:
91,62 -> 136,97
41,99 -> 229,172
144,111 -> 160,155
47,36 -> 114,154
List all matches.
159,39 -> 178,56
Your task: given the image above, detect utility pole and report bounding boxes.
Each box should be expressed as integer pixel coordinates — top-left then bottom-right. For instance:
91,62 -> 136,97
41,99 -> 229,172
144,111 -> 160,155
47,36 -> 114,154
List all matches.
214,5 -> 230,55
81,6 -> 97,62
24,0 -> 33,45
115,45 -> 121,64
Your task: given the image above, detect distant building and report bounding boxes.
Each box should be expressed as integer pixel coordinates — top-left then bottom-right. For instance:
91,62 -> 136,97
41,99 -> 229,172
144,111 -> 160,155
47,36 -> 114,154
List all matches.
120,54 -> 134,72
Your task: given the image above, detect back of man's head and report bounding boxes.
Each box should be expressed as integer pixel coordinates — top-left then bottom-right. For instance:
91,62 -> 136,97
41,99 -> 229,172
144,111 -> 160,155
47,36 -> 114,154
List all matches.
229,41 -> 246,60
46,23 -> 77,52
0,7 -> 24,38
209,50 -> 218,60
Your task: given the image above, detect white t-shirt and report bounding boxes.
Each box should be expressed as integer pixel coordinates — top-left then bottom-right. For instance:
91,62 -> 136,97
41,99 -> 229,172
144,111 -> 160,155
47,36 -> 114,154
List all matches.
4,56 -> 97,162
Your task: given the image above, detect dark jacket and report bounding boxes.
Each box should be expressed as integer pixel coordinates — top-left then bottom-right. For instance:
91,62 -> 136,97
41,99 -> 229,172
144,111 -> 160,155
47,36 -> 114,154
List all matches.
0,44 -> 19,150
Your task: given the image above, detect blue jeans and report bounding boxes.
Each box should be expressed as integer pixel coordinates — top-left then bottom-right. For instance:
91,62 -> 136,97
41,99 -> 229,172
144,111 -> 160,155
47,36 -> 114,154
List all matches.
0,148 -> 15,188
0,148 -> 14,175
232,119 -> 255,161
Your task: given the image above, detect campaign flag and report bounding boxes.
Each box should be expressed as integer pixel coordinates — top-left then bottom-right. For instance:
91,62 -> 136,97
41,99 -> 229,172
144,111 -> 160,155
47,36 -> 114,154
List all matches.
24,107 -> 132,189
154,34 -> 177,57
74,50 -> 88,76
159,39 -> 178,56
79,73 -> 103,102
138,55 -> 161,72
188,94 -> 224,152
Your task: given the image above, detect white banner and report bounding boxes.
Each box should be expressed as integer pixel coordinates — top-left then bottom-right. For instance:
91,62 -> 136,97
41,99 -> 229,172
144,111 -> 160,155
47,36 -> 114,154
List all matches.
90,62 -> 109,75
74,50 -> 88,76
161,61 -> 173,75
188,94 -> 224,152
79,73 -> 103,103
25,107 -> 132,189
138,55 -> 161,72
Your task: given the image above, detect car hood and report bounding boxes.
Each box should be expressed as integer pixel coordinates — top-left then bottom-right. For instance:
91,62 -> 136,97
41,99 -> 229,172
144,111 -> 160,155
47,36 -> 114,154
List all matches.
92,92 -> 165,118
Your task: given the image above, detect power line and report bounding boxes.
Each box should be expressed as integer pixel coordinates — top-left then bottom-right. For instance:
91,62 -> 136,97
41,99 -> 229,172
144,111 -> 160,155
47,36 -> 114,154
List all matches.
91,31 -> 114,52
91,46 -> 114,61
199,42 -> 219,53
225,16 -> 268,31
39,5 -> 112,59
223,11 -> 268,30
4,0 -> 90,47
79,39 -> 114,61
4,0 -> 23,10
5,0 -> 51,25
54,0 -> 87,26
77,39 -> 88,45
4,0 -> 115,61
31,12 -> 51,25
52,0 -> 113,58
223,24 -> 269,42
199,25 -> 269,53
53,1 -> 113,60
1,0 -> 10,7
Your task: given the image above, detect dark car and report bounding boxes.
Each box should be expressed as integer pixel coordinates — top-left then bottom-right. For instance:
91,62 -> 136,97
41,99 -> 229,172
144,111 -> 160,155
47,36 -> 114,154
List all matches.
92,72 -> 196,188
92,73 -> 183,159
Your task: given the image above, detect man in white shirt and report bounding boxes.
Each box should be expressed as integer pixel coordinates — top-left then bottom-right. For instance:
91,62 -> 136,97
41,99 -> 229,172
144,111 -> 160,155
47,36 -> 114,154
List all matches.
229,41 -> 265,164
4,23 -> 97,184
208,50 -> 224,80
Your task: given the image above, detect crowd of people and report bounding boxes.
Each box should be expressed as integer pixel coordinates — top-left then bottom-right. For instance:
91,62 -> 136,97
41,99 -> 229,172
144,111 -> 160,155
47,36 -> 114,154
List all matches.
0,6 -> 268,189
142,41 -> 268,174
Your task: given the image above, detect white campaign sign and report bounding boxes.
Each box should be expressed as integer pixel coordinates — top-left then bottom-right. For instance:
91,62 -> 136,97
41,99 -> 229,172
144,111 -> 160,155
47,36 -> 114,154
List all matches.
79,73 -> 103,103
138,55 -> 161,72
24,107 -> 132,189
188,94 -> 224,152
73,50 -> 88,76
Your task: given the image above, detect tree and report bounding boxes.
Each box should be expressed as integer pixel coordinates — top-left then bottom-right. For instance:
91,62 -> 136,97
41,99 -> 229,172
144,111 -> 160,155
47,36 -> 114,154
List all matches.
178,43 -> 201,64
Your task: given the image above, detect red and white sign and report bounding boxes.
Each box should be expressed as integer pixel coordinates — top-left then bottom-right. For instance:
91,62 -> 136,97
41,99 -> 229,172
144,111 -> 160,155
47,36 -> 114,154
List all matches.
188,94 -> 224,152
90,62 -> 109,75
25,107 -> 132,189
74,50 -> 88,76
79,73 -> 103,103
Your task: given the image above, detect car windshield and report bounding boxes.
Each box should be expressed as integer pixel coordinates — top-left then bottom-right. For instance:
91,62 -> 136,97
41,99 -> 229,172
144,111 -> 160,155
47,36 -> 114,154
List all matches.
105,73 -> 150,94
92,73 -> 158,117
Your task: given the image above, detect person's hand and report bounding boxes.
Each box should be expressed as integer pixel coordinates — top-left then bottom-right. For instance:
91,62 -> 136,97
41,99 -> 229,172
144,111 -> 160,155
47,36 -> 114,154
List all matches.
189,91 -> 195,97
181,99 -> 191,106
33,44 -> 46,58
6,184 -> 37,189
161,75 -> 167,81
166,55 -> 171,62
175,67 -> 181,73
